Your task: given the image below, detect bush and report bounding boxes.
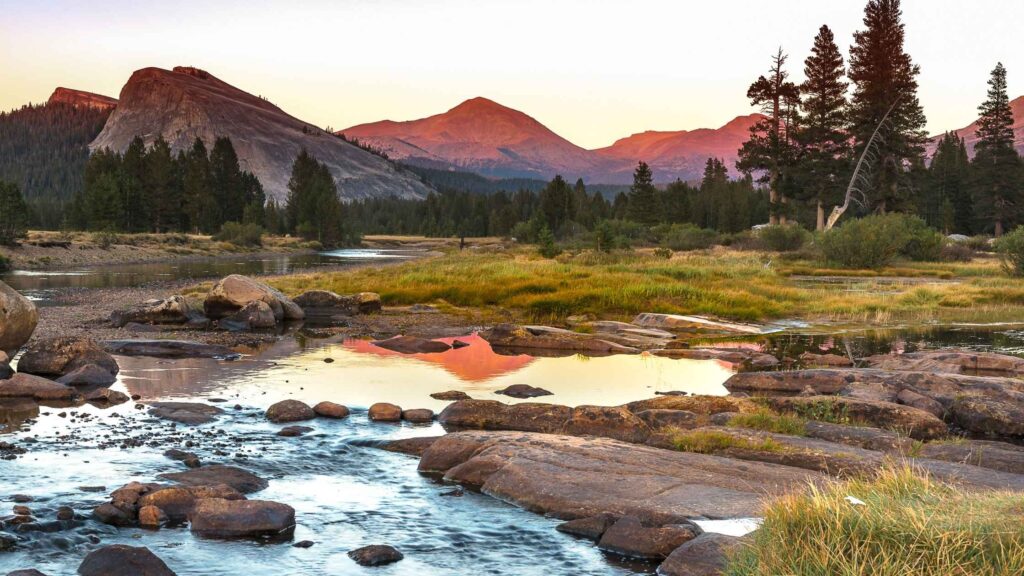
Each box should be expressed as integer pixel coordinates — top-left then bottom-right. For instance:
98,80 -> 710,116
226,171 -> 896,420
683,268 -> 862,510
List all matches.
940,243 -> 975,263
756,224 -> 811,252
996,226 -> 1024,277
536,225 -> 561,258
899,217 -> 945,261
0,253 -> 9,272
653,247 -> 673,259
214,222 -> 263,247
819,214 -> 944,269
659,224 -> 720,251
95,231 -> 118,249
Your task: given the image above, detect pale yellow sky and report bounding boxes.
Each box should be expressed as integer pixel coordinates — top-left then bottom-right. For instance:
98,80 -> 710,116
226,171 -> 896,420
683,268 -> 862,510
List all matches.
1,0 -> 1020,148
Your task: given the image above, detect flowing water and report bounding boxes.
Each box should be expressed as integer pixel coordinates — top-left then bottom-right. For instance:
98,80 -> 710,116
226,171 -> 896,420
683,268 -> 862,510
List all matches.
3,254 -> 1024,574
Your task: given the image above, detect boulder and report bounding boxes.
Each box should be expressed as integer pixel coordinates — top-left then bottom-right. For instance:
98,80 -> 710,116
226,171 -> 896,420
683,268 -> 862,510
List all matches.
799,352 -> 853,367
598,515 -> 700,559
657,532 -> 747,576
149,402 -> 224,425
381,436 -> 441,457
101,339 -> 239,359
636,409 -> 703,431
138,505 -> 167,528
402,408 -> 435,423
188,498 -> 295,538
293,290 -> 381,315
0,373 -> 78,400
368,402 -> 402,422
265,400 -> 315,423
78,545 -> 176,576
555,513 -> 619,541
137,487 -> 196,521
431,390 -> 471,401
863,350 -> 1024,377
84,387 -> 130,405
438,400 -> 571,434
312,401 -> 349,419
219,300 -> 277,331
896,389 -> 945,419
0,281 -> 37,356
92,503 -> 133,527
203,274 -> 303,321
495,384 -> 552,398
159,465 -> 268,494
950,395 -> 1024,438
561,405 -> 652,443
56,363 -> 118,386
371,335 -> 451,354
347,544 -> 404,567
480,324 -> 639,355
763,395 -> 948,441
16,336 -> 118,379
632,313 -> 761,335
109,295 -> 197,328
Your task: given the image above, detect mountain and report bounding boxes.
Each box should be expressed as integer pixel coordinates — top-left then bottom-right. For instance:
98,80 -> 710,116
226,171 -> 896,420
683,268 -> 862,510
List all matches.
343,98 -> 759,184
47,87 -> 117,111
929,95 -> 1024,157
90,66 -> 432,202
342,97 -> 605,181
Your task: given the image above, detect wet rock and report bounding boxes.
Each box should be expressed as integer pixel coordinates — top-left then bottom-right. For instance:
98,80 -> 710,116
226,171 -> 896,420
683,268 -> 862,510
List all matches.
402,408 -> 435,423
430,390 -> 471,401
555,513 -> 619,541
312,401 -> 349,419
0,373 -> 79,400
0,352 -> 12,379
562,405 -> 652,443
78,544 -> 176,576
799,352 -> 853,367
149,402 -> 224,425
0,532 -> 17,550
12,505 -> 31,515
369,402 -> 402,422
863,350 -> 1024,377
381,436 -> 441,457
11,495 -> 33,503
371,335 -> 451,354
138,505 -> 167,528
438,400 -> 571,434
652,347 -> 778,368
101,339 -> 239,359
138,487 -> 196,521
480,324 -> 639,355
109,295 -> 197,328
636,409 -> 702,431
163,449 -> 201,468
277,425 -> 313,437
159,464 -> 268,494
597,515 -> 700,560
17,336 -> 118,379
896,389 -> 945,418
293,540 -> 315,548
204,274 -> 304,321
92,503 -> 134,526
57,363 -> 118,386
495,384 -> 552,399
219,300 -> 277,331
0,281 -> 38,357
420,431 -> 821,523
189,498 -> 295,538
6,570 -> 48,576
451,339 -> 470,349
764,395 -> 948,441
950,395 -> 1024,438
657,532 -> 747,576
266,399 -> 315,423
347,544 -> 404,567
631,313 -> 761,335
55,506 -> 74,521
293,290 -> 381,315
84,387 -> 130,405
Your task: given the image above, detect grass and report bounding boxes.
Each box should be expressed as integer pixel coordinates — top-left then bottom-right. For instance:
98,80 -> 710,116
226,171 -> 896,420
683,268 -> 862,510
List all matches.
727,466 -> 1024,576
266,247 -> 1024,325
669,429 -> 788,454
728,408 -> 808,436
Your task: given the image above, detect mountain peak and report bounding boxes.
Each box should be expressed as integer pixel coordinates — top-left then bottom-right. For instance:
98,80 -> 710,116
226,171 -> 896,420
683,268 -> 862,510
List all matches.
47,87 -> 117,111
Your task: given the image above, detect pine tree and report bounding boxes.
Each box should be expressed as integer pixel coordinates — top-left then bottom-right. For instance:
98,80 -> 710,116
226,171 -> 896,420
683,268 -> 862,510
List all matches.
181,139 -> 217,233
737,48 -> 801,224
120,136 -> 149,231
925,133 -> 971,234
145,137 -> 181,232
626,161 -> 659,225
972,62 -> 1022,236
797,25 -> 851,230
539,175 -> 574,234
286,149 -> 346,245
0,181 -> 29,245
210,137 -> 244,225
848,0 -> 928,213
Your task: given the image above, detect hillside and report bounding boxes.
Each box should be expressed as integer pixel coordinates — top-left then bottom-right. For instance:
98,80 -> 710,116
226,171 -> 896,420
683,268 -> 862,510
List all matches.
929,95 -> 1024,157
90,66 -> 433,202
47,87 -> 118,111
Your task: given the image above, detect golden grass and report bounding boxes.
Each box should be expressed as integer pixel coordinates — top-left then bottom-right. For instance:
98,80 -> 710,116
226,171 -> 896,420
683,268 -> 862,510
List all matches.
266,247 -> 1024,325
668,429 -> 788,454
727,466 -> 1024,576
728,408 -> 808,436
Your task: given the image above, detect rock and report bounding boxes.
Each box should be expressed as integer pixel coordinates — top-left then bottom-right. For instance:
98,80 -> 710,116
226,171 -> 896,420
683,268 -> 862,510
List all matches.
950,395 -> 1024,438
92,503 -> 133,526
189,498 -> 295,538
293,290 -> 381,315
919,439 -> 1024,474
495,384 -> 553,398
159,464 -> 268,494
863,350 -> 1024,377
763,395 -> 948,441
652,347 -> 778,368
451,339 -> 470,349
438,400 -> 571,434
480,324 -> 639,355
101,339 -> 239,359
138,487 -> 196,521
896,389 -> 945,418
371,335 -> 451,354
56,363 -> 118,386
149,402 -> 223,425
382,436 -> 441,457
561,405 -> 652,443
0,373 -> 79,400
430,390 -> 471,401
277,425 -> 313,437
265,399 -> 315,423
0,353 -> 12,379
6,570 -> 48,576
164,449 -> 201,468
402,408 -> 435,423
203,274 -> 304,321
636,409 -> 702,431
419,431 -> 821,523
625,395 -> 755,416
137,504 -> 167,528
78,545 -> 176,576
312,401 -> 349,419
219,300 -> 277,330
110,295 -> 197,327
799,352 -> 853,367
84,387 -> 130,405
293,540 -> 315,548
724,370 -> 852,395
16,336 -> 118,379
657,532 -> 746,576
0,281 -> 37,356
631,313 -> 761,335
802,421 -> 914,453
555,513 -> 619,541
597,515 -> 700,559
368,402 -> 402,421
347,544 -> 404,567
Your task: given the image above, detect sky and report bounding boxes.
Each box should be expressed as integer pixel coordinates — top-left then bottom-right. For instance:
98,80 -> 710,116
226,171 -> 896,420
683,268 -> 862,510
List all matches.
1,0 -> 1021,149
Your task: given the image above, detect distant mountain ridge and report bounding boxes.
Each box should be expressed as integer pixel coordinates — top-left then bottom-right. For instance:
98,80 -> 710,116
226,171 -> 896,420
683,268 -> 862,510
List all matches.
90,66 -> 433,202
47,87 -> 118,111
343,98 -> 763,184
928,95 -> 1024,157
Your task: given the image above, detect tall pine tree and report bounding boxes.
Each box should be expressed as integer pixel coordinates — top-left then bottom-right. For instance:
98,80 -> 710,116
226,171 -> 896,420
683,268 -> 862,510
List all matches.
972,62 -> 1022,236
925,133 -> 971,234
626,161 -> 659,225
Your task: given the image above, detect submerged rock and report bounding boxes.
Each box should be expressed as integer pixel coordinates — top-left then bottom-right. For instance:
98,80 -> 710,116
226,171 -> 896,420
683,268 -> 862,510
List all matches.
495,384 -> 552,398
265,400 -> 315,423
17,336 -> 118,379
203,274 -> 304,321
652,347 -> 778,368
101,339 -> 239,359
480,324 -> 639,355
371,335 -> 451,354
597,515 -> 700,560
149,402 -> 224,425
78,545 -> 177,576
347,544 -> 404,566
0,281 -> 38,357
189,498 -> 295,538
799,352 -> 853,367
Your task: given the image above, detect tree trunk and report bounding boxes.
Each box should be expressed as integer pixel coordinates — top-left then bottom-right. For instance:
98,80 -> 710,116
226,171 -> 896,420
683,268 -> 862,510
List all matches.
768,169 -> 779,225
816,201 -> 825,231
996,219 -> 1004,238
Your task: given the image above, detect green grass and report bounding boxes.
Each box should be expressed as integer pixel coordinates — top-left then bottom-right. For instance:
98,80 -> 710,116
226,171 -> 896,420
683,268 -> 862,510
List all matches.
727,466 -> 1024,576
728,408 -> 808,436
669,429 -> 788,454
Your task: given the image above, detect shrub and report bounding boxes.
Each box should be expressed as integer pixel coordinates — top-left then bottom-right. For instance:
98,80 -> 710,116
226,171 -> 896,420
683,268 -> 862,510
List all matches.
0,253 -> 10,272
536,225 -> 561,258
214,222 -> 264,247
940,243 -> 974,263
660,223 -> 720,251
819,214 -> 944,268
653,247 -> 673,259
996,226 -> 1024,277
900,217 -> 945,261
95,231 -> 118,249
965,235 -> 995,252
756,224 -> 811,252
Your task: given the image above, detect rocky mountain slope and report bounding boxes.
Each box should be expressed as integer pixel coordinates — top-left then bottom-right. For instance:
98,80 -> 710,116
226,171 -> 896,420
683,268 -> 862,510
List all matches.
91,67 -> 432,202
929,95 -> 1024,157
47,88 -> 118,111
